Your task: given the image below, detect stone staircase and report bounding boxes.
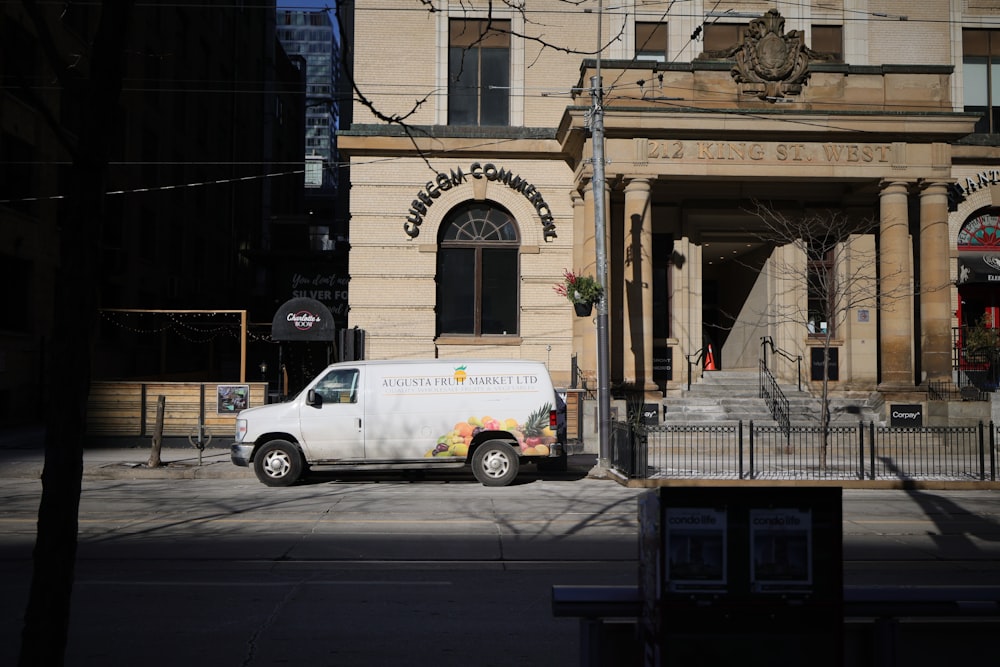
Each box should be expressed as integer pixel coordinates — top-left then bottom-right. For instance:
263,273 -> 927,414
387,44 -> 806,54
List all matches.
661,368 -> 882,427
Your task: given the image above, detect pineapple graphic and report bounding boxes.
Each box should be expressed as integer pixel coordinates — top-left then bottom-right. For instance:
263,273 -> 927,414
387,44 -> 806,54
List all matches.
521,403 -> 552,449
453,365 -> 467,383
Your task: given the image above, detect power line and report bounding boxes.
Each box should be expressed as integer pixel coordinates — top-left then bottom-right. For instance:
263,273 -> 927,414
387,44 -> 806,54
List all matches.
0,168 -> 305,205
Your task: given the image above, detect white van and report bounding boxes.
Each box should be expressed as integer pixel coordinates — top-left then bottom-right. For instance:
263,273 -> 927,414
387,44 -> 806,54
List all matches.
231,359 -> 567,487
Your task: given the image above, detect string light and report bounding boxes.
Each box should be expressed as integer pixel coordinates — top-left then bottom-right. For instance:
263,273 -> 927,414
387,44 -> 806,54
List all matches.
100,310 -> 253,344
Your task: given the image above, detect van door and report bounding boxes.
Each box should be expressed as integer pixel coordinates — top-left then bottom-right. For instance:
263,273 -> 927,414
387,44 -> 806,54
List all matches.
298,367 -> 365,460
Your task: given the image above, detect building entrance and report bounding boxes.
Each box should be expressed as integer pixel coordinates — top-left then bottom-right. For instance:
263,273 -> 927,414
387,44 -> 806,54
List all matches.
701,237 -> 771,370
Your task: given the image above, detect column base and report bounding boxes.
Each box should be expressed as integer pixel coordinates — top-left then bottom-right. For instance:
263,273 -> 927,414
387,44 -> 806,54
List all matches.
619,380 -> 664,400
877,383 -> 926,404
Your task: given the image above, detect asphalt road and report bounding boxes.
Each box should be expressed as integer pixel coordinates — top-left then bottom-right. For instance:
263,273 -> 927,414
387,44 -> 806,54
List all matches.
1,473 -> 999,666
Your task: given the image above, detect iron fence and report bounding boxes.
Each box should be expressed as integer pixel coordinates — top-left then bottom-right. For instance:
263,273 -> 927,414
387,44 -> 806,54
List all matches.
611,420 -> 1000,482
952,326 -> 1000,391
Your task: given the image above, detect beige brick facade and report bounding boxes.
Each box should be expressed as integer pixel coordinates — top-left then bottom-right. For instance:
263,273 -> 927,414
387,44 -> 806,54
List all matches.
340,1 -> 1000,398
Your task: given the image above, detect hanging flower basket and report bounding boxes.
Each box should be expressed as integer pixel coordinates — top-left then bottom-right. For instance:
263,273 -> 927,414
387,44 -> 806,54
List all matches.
554,269 -> 602,316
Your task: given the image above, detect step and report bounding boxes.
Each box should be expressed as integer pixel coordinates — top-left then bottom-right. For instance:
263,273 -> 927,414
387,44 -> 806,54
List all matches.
658,370 -> 880,427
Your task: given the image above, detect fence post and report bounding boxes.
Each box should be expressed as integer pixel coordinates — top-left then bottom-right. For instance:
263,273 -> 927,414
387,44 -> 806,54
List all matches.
633,424 -> 647,479
747,420 -> 754,480
868,422 -> 876,480
857,421 -> 865,481
991,422 -> 997,482
978,421 -> 986,482
738,420 -> 744,480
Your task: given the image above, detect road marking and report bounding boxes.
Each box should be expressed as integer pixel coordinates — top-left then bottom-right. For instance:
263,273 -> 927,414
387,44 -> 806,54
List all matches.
74,580 -> 453,587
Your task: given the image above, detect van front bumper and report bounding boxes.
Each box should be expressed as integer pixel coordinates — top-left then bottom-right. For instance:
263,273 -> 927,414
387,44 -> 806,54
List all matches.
231,443 -> 253,467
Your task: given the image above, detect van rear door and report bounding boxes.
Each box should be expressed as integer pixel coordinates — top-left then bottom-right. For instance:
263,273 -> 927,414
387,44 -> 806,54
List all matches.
298,366 -> 364,460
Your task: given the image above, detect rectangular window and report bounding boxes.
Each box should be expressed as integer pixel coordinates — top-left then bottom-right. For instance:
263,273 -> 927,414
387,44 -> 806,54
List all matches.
448,19 -> 510,126
703,23 -> 743,54
480,248 -> 518,335
811,25 -> 843,63
808,242 -> 835,337
964,29 -> 1000,133
438,248 -> 476,334
636,22 -> 668,62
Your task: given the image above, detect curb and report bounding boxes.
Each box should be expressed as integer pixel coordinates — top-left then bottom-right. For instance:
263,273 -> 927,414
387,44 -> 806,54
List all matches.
84,461 -> 256,480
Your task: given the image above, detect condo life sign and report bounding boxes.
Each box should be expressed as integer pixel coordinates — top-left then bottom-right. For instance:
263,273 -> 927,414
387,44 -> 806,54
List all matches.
403,163 -> 557,241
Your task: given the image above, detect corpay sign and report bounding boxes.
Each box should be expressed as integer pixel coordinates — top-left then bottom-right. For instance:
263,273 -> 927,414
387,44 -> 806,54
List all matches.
889,403 -> 923,427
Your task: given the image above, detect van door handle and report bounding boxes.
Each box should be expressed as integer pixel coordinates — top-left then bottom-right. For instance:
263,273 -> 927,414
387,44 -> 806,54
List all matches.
356,418 -> 362,431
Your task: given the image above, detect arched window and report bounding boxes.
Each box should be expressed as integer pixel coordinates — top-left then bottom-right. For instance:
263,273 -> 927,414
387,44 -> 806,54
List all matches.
437,203 -> 520,336
958,210 -> 1000,249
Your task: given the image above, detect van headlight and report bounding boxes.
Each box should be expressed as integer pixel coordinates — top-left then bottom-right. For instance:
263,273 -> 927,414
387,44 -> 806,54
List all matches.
236,419 -> 248,443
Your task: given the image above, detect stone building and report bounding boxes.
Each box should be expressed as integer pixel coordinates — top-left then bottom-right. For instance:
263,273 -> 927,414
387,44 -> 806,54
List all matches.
338,1 -> 1000,408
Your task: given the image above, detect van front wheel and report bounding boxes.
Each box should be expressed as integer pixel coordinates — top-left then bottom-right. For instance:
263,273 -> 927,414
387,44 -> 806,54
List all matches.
254,440 -> 303,487
471,441 -> 519,487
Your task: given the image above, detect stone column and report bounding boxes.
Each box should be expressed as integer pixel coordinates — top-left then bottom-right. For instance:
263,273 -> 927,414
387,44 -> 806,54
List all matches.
919,181 -> 953,385
878,180 -> 915,389
622,178 -> 657,394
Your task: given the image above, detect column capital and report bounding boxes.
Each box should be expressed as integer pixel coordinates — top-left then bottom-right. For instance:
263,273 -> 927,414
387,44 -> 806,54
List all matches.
916,179 -> 952,195
623,176 -> 652,192
879,179 -> 913,195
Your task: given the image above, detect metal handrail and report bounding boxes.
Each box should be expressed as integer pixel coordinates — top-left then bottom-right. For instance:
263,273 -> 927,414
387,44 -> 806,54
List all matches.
684,347 -> 709,391
760,336 -> 802,392
759,361 -> 791,435
759,337 -> 796,435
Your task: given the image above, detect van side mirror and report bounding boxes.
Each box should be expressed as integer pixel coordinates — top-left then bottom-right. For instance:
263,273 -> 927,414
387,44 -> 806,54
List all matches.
306,389 -> 323,407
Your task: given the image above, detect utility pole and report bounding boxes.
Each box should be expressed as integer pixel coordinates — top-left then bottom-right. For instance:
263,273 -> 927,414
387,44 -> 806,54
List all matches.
590,0 -> 612,473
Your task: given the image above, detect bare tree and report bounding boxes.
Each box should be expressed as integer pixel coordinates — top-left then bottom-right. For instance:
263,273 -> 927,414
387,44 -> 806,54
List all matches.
746,202 -> 891,467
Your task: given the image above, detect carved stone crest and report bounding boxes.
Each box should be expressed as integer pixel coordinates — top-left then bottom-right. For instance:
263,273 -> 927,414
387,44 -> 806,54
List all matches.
731,9 -> 812,101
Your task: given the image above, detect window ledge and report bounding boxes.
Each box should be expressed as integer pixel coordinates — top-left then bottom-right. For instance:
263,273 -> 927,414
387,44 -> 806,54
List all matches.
436,336 -> 523,346
806,337 -> 844,345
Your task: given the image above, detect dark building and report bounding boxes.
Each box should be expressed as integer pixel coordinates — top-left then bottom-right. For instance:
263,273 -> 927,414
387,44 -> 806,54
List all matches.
271,4 -> 352,335
0,2 -> 304,423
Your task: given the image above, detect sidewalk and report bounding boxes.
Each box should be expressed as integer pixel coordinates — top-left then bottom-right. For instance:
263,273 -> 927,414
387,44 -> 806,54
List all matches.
0,425 -> 252,480
0,425 -> 599,482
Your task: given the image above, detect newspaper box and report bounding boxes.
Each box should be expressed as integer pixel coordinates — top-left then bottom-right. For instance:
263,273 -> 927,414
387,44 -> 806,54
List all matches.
639,487 -> 842,667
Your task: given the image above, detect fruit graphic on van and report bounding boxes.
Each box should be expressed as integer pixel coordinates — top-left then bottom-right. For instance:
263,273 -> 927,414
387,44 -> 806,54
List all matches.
453,366 -> 467,383
425,403 -> 554,457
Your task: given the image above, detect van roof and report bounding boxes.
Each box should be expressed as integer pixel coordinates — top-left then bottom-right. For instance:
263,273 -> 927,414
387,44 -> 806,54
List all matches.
324,359 -> 547,369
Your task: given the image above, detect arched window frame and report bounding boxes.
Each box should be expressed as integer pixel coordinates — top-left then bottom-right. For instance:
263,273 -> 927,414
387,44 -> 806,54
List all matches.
436,203 -> 521,338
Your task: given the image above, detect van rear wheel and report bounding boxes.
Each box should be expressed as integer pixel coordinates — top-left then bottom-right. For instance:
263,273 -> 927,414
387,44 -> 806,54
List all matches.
254,440 -> 303,487
471,441 -> 519,487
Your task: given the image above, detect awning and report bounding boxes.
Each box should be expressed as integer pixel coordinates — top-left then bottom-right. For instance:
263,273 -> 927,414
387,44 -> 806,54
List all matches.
957,251 -> 1000,285
270,297 -> 336,341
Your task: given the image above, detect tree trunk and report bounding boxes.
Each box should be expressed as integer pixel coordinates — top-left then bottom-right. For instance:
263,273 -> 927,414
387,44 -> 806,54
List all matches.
147,396 -> 166,468
19,146 -> 101,667
820,340 -> 832,470
18,3 -> 134,664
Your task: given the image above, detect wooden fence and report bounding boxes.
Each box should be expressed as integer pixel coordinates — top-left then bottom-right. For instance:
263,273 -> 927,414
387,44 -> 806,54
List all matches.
86,381 -> 268,444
